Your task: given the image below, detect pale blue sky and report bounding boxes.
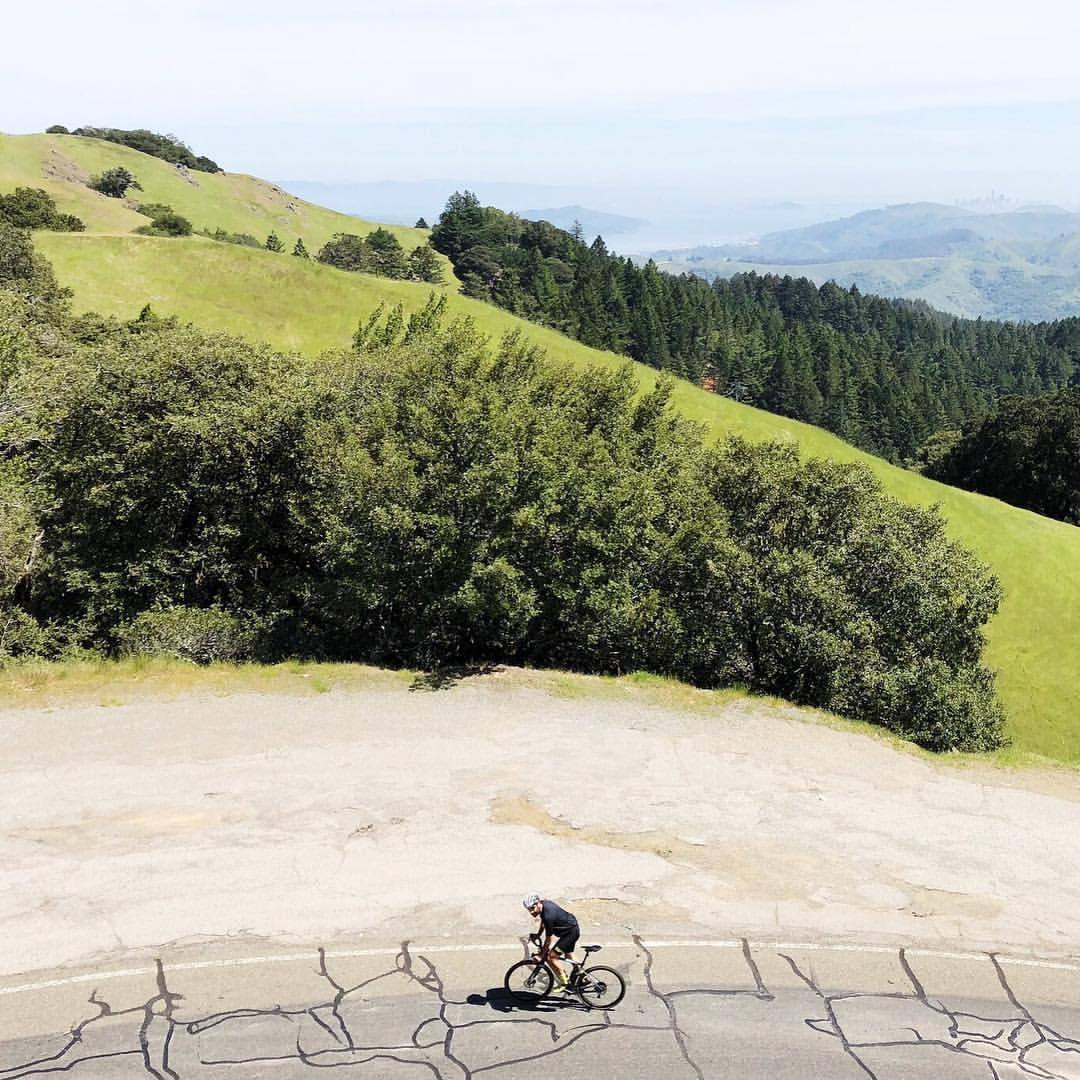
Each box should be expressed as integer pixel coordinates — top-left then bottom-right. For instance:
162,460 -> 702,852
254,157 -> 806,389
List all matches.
5,0 -> 1080,204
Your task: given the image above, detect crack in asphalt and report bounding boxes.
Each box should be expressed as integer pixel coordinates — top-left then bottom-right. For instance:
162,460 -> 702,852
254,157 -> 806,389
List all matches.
2,942 -> 1078,1078
781,946 -> 1080,1080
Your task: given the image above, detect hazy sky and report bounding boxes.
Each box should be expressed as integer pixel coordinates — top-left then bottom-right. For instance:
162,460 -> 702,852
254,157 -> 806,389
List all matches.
5,0 -> 1080,204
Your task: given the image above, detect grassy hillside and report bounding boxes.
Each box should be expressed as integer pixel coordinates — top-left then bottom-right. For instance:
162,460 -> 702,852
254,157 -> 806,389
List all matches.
32,231 -> 1080,765
0,133 -> 444,267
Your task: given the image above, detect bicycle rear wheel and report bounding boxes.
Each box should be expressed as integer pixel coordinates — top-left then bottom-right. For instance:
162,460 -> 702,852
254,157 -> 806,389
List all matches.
504,960 -> 554,1004
573,965 -> 626,1009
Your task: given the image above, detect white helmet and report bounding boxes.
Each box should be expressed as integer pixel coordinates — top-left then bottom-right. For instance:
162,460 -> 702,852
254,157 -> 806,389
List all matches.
522,893 -> 540,909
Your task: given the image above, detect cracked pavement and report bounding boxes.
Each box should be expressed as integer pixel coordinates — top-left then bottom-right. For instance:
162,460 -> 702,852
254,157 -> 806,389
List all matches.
3,939 -> 1080,1078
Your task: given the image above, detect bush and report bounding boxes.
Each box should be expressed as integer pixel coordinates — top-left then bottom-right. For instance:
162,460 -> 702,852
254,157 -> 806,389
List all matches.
52,214 -> 86,232
135,202 -> 174,218
136,210 -> 192,237
118,606 -> 253,664
0,188 -> 84,231
0,606 -> 47,662
200,227 -> 261,248
89,167 -> 141,199
46,125 -> 69,135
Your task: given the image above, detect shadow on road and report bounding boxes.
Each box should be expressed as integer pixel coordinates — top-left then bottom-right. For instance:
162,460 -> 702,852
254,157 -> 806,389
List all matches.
466,987 -> 586,1013
409,664 -> 502,692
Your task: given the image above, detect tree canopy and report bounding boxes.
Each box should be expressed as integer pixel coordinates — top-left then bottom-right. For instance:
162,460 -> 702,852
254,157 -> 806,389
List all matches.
68,127 -> 222,173
927,388 -> 1080,524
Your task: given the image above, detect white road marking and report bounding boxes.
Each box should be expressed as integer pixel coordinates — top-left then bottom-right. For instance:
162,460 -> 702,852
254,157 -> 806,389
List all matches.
2,939 -> 1077,998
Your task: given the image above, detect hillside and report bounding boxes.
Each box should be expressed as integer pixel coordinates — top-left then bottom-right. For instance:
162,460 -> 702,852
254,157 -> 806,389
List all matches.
0,132 -> 447,270
655,202 -> 1080,321
5,133 -> 1080,763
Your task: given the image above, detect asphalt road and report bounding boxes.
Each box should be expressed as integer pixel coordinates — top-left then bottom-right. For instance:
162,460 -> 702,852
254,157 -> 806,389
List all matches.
4,938 -> 1080,1078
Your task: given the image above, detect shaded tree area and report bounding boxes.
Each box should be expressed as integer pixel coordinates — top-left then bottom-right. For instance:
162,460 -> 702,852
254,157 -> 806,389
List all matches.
318,228 -> 444,282
431,191 -> 1080,461
61,126 -> 223,173
926,388 -> 1080,524
0,229 -> 1007,751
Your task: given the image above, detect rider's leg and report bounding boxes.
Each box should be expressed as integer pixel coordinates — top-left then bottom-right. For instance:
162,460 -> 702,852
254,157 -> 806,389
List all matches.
548,949 -> 566,985
551,929 -> 578,987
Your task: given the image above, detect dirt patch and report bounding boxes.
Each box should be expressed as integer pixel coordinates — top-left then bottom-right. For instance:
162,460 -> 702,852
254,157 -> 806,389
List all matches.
491,793 -> 717,869
43,148 -> 90,186
489,792 -> 814,904
174,164 -> 201,187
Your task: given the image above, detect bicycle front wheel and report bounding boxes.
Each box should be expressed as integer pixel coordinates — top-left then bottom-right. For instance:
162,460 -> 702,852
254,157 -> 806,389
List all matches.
504,960 -> 554,1004
573,965 -> 626,1009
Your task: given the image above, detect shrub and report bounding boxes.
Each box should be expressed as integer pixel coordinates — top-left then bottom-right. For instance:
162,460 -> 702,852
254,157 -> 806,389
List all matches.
201,227 -> 261,248
135,202 -> 174,218
118,606 -> 253,664
89,167 -> 141,199
0,188 -> 84,231
136,210 -> 192,237
52,214 -> 86,232
46,125 -> 70,135
0,606 -> 47,662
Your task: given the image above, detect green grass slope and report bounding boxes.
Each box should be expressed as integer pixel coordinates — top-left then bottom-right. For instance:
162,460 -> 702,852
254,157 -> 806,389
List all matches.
0,132 -> 444,267
32,231 -> 1080,764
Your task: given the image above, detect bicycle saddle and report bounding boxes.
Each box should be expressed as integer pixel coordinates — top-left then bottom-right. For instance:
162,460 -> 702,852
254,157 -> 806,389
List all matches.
583,944 -> 601,954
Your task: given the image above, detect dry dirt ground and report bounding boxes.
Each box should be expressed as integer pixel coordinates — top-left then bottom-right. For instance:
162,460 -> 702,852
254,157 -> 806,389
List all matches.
3,667 -> 1080,1077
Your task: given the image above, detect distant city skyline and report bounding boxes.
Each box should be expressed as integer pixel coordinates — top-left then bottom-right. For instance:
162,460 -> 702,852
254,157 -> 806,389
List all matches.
5,0 -> 1080,207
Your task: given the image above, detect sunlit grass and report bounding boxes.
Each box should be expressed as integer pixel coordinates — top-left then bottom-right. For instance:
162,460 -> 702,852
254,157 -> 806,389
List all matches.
0,656 -> 411,707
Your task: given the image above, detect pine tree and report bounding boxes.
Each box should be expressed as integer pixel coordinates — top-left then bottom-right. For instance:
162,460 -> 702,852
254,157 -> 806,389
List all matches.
414,217 -> 429,229
292,237 -> 309,258
408,244 -> 444,284
365,228 -> 408,278
265,232 -> 284,253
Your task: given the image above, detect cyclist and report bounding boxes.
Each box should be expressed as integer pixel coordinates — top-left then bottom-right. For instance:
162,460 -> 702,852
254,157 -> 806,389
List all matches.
522,893 -> 579,991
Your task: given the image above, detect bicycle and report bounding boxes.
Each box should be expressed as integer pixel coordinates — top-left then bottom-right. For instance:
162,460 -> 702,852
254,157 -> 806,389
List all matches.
503,934 -> 626,1009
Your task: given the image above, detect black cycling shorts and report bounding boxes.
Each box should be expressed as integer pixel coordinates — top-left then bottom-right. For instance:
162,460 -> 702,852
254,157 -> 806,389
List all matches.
554,928 -> 579,956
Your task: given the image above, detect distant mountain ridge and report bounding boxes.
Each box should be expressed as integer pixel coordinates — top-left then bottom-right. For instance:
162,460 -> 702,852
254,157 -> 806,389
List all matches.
518,204 -> 645,236
655,202 -> 1080,320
